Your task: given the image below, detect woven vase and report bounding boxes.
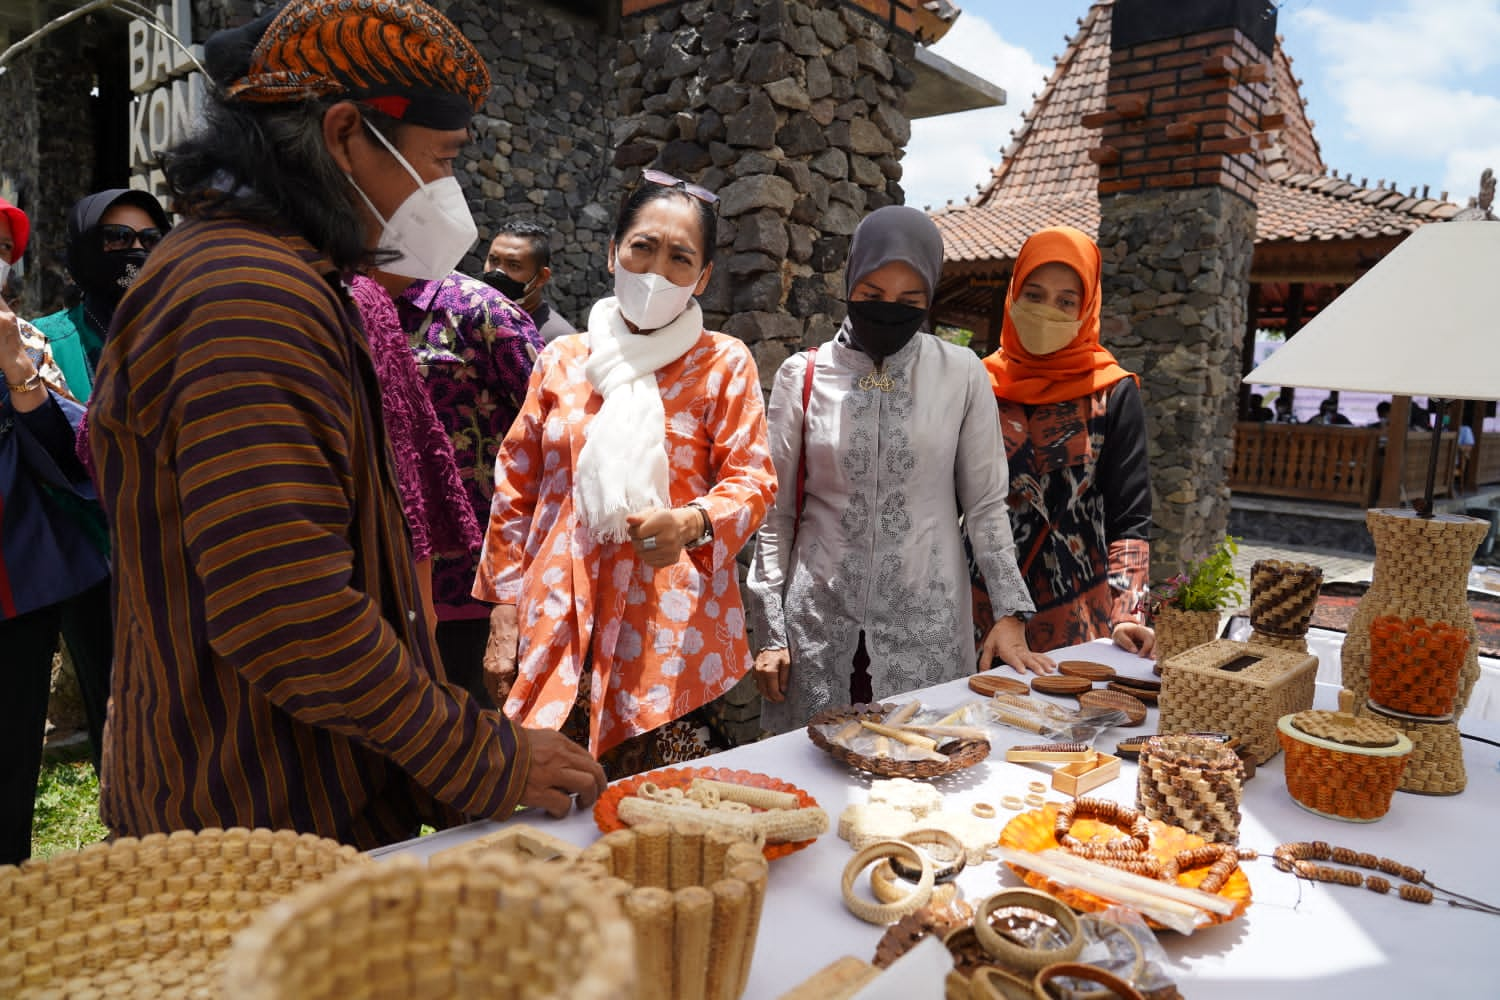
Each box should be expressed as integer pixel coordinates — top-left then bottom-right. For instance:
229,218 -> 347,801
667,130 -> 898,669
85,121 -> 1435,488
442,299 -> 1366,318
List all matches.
1341,509 -> 1488,794
1367,616 -> 1471,718
1248,559 -> 1324,652
1151,606 -> 1221,674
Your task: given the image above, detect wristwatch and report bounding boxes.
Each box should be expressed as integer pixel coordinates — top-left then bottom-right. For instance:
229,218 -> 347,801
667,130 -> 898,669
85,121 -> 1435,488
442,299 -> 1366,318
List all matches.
683,501 -> 714,549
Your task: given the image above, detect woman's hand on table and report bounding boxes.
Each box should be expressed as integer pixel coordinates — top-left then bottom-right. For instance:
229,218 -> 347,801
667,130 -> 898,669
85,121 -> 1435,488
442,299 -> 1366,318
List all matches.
515,727 -> 608,818
754,647 -> 791,702
1112,622 -> 1156,658
483,603 -> 520,705
626,506 -> 698,569
979,615 -> 1056,674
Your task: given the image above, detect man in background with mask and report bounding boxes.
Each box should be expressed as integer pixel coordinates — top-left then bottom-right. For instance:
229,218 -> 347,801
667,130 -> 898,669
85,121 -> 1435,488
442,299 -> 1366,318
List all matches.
88,0 -> 604,849
480,219 -> 576,343
32,189 -> 170,403
389,261 -> 540,710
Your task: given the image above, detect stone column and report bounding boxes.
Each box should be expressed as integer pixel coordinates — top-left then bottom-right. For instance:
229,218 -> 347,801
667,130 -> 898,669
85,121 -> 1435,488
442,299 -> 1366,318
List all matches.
616,0 -> 914,387
1086,0 -> 1279,577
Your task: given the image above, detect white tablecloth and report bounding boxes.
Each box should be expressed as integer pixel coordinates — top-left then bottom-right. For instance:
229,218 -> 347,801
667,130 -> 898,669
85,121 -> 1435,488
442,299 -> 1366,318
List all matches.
380,639 -> 1500,999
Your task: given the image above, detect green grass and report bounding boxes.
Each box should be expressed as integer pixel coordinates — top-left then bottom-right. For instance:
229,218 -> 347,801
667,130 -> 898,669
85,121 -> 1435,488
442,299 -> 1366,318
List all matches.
31,743 -> 107,861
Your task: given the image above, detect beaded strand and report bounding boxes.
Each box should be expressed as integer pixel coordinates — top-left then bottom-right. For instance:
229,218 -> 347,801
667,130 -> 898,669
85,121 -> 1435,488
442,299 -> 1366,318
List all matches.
1272,842 -> 1500,915
1052,798 -> 1250,891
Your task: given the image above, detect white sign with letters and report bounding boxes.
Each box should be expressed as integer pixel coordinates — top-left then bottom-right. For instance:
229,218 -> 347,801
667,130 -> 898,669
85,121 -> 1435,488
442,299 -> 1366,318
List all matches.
127,0 -> 204,200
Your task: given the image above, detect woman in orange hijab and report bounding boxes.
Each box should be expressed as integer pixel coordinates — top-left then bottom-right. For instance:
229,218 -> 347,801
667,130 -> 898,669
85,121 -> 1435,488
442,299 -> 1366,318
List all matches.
979,226 -> 1155,657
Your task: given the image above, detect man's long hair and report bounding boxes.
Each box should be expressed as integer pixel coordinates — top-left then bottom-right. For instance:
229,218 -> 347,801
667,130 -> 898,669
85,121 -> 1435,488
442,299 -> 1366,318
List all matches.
162,96 -> 390,273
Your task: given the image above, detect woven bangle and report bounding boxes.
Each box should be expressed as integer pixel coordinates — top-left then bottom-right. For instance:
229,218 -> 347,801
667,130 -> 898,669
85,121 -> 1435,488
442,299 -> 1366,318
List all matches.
841,840 -> 933,924
972,802 -> 996,819
870,860 -> 958,907
1002,796 -> 1025,811
1032,962 -> 1146,1000
888,828 -> 966,884
973,889 -> 1084,973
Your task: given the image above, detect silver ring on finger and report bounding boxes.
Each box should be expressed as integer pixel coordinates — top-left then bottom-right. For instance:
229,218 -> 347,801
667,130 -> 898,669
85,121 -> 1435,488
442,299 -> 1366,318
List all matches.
641,536 -> 658,550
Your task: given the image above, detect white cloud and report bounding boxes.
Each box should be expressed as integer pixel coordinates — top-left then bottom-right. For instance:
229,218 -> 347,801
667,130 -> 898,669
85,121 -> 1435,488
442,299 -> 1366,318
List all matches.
1290,0 -> 1500,198
902,15 -> 1050,211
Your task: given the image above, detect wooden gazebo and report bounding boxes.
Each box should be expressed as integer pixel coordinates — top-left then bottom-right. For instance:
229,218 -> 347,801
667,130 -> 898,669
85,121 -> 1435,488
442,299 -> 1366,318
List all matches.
930,0 -> 1495,507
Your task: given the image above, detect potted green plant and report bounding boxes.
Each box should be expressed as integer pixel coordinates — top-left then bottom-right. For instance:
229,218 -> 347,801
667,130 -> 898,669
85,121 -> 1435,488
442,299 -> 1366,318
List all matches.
1141,536 -> 1247,671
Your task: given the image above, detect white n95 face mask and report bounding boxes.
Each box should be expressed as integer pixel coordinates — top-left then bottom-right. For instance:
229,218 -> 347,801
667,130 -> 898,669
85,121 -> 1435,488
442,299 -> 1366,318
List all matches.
613,254 -> 699,331
347,124 -> 478,281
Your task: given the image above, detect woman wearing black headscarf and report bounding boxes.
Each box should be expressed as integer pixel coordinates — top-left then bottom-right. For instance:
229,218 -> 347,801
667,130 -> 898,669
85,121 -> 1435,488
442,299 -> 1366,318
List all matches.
32,189 -> 170,402
746,206 -> 1050,735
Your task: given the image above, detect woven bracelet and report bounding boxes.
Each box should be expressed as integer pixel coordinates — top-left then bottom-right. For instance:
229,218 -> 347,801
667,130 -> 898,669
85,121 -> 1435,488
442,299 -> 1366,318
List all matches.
870,860 -> 958,907
887,828 -> 966,884
973,888 -> 1084,973
1032,961 -> 1146,1000
840,840 -> 933,924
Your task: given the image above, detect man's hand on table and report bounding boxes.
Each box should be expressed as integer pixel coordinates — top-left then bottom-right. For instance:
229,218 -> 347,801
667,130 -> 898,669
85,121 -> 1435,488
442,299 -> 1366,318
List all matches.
1111,622 -> 1156,658
516,728 -> 607,819
979,615 -> 1056,674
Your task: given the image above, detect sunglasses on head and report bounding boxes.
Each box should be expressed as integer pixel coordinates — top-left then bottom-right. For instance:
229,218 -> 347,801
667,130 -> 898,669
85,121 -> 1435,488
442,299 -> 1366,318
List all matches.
642,168 -> 719,206
98,223 -> 164,253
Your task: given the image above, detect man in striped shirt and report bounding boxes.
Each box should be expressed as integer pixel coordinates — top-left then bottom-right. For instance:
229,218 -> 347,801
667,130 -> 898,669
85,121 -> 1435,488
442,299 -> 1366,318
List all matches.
88,0 -> 605,848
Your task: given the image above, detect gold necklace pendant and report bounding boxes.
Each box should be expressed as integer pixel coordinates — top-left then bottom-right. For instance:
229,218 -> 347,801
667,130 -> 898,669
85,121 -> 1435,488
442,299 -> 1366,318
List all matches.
859,370 -> 896,392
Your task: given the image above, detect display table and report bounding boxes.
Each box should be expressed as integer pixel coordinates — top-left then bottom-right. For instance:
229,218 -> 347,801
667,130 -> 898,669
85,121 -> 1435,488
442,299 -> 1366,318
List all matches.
379,638 -> 1500,999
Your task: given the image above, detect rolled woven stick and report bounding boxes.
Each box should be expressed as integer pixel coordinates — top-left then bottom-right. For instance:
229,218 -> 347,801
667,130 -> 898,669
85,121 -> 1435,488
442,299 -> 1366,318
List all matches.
707,878 -> 751,1000
702,827 -> 739,885
1028,848 -> 1238,916
634,822 -> 671,889
898,724 -> 989,741
624,887 -> 675,1000
729,856 -> 769,999
673,886 -> 715,1000
884,700 -> 923,726
604,829 -> 637,883
859,720 -> 937,750
690,778 -> 800,811
670,820 -> 704,891
988,706 -> 1046,734
992,846 -> 1231,926
619,796 -> 827,844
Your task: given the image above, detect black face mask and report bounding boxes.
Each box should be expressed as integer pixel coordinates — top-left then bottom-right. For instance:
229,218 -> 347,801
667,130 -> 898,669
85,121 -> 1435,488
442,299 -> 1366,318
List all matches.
480,268 -> 530,304
85,249 -> 150,309
846,299 -> 927,360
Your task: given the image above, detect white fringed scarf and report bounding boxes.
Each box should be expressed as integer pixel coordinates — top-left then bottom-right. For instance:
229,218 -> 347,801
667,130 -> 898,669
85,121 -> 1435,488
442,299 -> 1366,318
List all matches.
573,296 -> 703,542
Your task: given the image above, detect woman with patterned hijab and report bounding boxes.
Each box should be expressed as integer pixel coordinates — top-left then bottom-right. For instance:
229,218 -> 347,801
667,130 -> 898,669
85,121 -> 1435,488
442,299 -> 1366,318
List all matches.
746,205 -> 1046,736
977,226 -> 1155,658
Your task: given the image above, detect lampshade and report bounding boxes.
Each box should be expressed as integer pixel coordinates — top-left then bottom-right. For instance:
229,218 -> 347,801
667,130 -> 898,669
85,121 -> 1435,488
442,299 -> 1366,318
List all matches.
1245,221 -> 1500,401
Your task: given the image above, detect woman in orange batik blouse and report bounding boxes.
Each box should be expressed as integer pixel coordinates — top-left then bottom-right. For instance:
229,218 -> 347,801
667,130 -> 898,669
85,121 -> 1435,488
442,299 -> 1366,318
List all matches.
476,172 -> 776,776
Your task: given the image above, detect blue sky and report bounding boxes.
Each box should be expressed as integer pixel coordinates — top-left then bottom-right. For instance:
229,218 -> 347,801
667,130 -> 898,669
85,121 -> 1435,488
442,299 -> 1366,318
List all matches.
905,0 -> 1500,212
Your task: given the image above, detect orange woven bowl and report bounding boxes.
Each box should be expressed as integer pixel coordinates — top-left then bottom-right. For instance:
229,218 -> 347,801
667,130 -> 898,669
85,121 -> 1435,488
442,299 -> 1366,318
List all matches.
594,766 -> 820,861
998,803 -> 1252,929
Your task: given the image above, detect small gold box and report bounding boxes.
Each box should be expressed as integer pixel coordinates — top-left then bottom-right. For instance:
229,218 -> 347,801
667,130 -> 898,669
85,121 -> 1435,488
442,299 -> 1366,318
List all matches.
1051,752 -> 1122,796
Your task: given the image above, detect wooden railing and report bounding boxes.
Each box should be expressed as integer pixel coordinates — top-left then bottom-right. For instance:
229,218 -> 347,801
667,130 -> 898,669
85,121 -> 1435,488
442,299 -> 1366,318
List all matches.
1231,422 -> 1382,505
1401,431 -> 1458,501
1477,436 -> 1500,488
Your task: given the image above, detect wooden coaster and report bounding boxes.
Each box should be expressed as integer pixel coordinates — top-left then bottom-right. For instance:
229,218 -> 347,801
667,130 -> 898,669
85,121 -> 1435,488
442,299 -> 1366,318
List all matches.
1109,675 -> 1161,693
1079,688 -> 1148,726
1107,680 -> 1158,704
1030,674 -> 1094,697
968,673 -> 1029,697
1057,660 -> 1116,682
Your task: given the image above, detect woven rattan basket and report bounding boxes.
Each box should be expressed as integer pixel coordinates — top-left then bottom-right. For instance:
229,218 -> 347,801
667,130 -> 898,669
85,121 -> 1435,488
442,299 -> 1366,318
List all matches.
0,827 -> 363,999
807,703 -> 991,778
1278,695 -> 1412,822
224,851 -> 635,1000
1158,639 -> 1317,764
1149,606 -> 1221,673
1136,735 -> 1243,844
576,820 -> 769,1000
1248,559 -> 1323,650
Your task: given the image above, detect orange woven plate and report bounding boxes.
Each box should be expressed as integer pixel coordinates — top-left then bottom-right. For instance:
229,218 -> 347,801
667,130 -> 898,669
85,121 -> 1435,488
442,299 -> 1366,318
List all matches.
998,803 -> 1251,928
594,766 -> 821,861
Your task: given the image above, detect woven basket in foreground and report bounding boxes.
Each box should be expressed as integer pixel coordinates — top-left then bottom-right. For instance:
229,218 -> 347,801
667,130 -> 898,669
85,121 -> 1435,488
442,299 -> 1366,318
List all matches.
224,852 -> 635,1000
807,703 -> 990,778
0,827 -> 363,999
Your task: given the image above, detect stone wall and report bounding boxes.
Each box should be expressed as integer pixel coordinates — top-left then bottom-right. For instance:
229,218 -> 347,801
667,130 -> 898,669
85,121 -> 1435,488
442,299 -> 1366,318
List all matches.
615,0 -> 914,385
445,0 -> 622,325
1099,187 -> 1257,571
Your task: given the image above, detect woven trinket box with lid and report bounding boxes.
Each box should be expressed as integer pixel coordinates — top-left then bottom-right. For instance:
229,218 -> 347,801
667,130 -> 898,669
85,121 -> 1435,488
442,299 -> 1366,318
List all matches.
1157,639 -> 1317,764
1278,692 -> 1413,822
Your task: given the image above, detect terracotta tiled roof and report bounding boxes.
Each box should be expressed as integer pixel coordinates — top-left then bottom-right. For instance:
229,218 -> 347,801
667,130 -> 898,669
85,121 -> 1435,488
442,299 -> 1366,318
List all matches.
933,0 -> 1460,266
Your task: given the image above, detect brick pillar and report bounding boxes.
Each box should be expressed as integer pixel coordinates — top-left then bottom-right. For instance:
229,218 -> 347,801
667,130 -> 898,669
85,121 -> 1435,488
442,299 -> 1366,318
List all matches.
1086,0 -> 1278,578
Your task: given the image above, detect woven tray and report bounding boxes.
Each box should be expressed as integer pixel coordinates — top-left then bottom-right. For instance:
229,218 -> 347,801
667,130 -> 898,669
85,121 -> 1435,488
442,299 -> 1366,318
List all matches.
224,852 -> 635,1000
0,827 -> 364,999
807,703 -> 991,779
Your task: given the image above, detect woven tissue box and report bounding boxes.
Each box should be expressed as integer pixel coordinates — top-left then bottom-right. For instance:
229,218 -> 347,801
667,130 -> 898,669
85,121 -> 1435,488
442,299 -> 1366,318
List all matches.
1158,639 -> 1317,764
